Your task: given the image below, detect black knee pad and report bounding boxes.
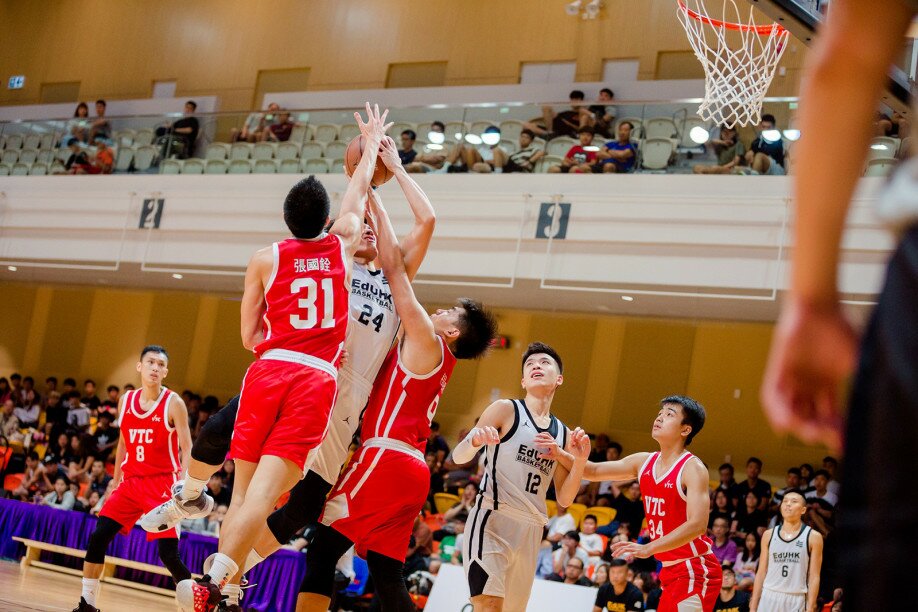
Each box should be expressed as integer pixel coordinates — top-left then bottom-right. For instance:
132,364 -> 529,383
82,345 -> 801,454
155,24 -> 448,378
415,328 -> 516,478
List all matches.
267,470 -> 333,544
366,552 -> 415,612
191,395 -> 239,466
300,525 -> 353,596
156,537 -> 191,583
85,516 -> 123,564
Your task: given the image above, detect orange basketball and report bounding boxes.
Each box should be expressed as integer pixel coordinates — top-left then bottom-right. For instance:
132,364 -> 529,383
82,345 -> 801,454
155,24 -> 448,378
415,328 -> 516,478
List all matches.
343,135 -> 394,187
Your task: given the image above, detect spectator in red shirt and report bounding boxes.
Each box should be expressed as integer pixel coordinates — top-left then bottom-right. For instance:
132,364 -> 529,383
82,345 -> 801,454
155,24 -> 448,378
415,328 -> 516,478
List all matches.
548,127 -> 598,174
264,110 -> 295,142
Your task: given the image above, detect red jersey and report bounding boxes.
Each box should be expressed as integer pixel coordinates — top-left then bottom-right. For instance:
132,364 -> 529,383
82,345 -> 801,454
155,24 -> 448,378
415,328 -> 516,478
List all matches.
254,235 -> 349,366
362,336 -> 457,453
638,450 -> 713,563
116,388 -> 180,479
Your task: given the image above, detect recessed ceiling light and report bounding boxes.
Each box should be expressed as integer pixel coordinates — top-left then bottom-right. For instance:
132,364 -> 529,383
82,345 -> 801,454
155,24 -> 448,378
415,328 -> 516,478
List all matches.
7,266 -> 17,272
172,273 -> 183,279
621,295 -> 634,302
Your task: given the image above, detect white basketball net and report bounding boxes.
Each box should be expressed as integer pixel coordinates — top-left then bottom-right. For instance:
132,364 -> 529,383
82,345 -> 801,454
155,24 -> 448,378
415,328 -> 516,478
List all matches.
677,0 -> 790,127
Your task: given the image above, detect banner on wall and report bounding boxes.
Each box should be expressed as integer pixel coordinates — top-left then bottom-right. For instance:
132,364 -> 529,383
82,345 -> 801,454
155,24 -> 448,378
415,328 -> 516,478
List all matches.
426,564 -> 597,612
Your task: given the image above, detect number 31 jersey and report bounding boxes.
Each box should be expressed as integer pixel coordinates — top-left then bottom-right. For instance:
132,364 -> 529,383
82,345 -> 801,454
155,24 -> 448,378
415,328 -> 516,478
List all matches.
254,235 -> 349,365
479,399 -> 567,524
116,387 -> 180,479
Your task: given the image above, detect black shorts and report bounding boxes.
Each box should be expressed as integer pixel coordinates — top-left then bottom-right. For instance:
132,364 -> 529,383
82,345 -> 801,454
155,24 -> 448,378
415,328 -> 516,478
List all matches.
840,225 -> 918,607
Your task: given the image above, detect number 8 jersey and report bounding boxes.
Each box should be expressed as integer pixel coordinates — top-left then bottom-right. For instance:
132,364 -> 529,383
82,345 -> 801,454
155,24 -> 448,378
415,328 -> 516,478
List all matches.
116,387 -> 179,479
254,235 -> 349,365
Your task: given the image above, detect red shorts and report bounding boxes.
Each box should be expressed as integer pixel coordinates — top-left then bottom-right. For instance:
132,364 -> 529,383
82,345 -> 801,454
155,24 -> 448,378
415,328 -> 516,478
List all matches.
658,554 -> 722,611
231,358 -> 337,471
99,473 -> 178,541
321,446 -> 429,561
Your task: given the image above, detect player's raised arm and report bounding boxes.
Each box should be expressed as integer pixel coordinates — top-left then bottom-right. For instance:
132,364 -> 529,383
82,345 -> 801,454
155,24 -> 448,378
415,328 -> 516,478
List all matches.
366,189 -> 441,373
330,103 -> 391,258
750,528 -> 773,612
450,399 -> 515,465
168,394 -> 192,480
552,428 -> 590,507
239,246 -> 273,351
375,136 -> 436,280
610,457 -> 709,560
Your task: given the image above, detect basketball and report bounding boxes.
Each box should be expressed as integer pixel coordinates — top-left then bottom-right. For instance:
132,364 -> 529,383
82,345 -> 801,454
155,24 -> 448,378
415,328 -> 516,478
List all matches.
344,135 -> 394,187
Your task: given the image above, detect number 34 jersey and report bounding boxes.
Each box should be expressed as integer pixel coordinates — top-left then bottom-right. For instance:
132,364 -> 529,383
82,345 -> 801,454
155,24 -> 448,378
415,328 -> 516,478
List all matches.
479,399 -> 567,524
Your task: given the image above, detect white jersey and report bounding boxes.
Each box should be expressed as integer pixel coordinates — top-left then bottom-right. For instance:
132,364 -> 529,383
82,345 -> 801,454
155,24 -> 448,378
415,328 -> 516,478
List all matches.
763,524 -> 812,595
477,399 -> 567,524
344,262 -> 400,386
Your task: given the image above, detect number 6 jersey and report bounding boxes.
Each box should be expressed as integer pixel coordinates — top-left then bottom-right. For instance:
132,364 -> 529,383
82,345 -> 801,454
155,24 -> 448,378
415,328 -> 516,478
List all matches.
116,387 -> 179,479
478,399 -> 567,524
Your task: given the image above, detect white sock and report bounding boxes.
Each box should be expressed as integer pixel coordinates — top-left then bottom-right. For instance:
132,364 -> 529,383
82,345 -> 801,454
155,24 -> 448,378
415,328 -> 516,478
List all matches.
243,549 -> 265,573
81,577 -> 99,606
207,553 -> 238,589
221,583 -> 241,606
180,475 -> 208,501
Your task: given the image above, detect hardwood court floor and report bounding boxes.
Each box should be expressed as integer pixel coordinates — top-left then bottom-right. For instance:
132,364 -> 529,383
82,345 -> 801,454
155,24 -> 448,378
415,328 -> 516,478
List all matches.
0,560 -> 175,611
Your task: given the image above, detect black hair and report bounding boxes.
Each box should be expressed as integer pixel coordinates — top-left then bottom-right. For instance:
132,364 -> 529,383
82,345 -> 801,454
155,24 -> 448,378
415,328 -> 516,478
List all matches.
761,113 -> 776,124
484,125 -> 500,134
719,463 -> 734,472
27,450 -> 39,461
620,121 -> 635,131
721,566 -> 735,576
23,376 -> 34,384
107,385 -> 119,393
465,481 -> 479,492
600,87 -> 614,98
609,558 -> 628,569
98,411 -> 114,421
186,100 -> 197,110
569,90 -> 585,100
430,421 -> 440,431
782,488 -> 807,502
800,463 -> 814,474
712,515 -> 730,526
787,467 -> 802,476
431,121 -> 445,131
63,377 -> 76,387
520,128 -> 536,139
74,102 -> 88,117
564,530 -> 580,542
65,137 -> 79,147
608,441 -> 622,454
583,514 -> 597,523
521,342 -> 563,374
10,373 -> 21,381
813,469 -> 831,480
823,456 -> 838,467
95,99 -> 106,107
46,376 -> 58,384
745,489 -> 762,502
54,474 -> 71,486
747,457 -> 763,468
452,298 -> 498,360
283,176 -> 330,239
84,379 -> 95,386
401,129 -> 417,141
661,395 -> 705,446
0,378 -> 7,389
577,126 -> 594,135
140,344 -> 169,361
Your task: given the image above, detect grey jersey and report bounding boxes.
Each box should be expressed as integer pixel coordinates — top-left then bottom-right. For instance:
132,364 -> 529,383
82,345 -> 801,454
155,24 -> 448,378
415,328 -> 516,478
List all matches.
763,524 -> 812,595
478,399 -> 567,524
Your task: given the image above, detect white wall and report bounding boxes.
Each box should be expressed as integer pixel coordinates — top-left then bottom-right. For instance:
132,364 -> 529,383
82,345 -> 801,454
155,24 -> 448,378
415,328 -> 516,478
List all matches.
0,96 -> 221,123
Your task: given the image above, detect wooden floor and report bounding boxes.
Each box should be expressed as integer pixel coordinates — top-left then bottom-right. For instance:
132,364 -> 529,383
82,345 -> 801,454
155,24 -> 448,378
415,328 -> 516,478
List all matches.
0,560 -> 176,611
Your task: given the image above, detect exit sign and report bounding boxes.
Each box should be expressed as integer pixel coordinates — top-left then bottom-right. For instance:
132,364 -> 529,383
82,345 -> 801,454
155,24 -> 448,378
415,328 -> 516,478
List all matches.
8,76 -> 25,89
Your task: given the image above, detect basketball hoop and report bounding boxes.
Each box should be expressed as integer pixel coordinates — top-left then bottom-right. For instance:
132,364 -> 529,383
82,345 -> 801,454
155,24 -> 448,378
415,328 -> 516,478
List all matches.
677,0 -> 790,127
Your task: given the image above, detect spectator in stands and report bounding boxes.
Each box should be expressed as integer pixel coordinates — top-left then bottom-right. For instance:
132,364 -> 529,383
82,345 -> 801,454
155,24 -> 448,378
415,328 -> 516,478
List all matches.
442,483 -> 477,530
535,530 -> 556,578
398,129 -> 419,166
579,514 -> 605,567
735,457 -> 771,511
19,375 -> 40,409
710,516 -> 738,566
65,433 -> 97,484
771,467 -> 802,512
264,109 -> 295,142
71,137 -> 114,175
632,572 -> 663,611
207,473 -> 232,507
232,102 -> 281,143
552,530 -> 590,574
122,383 -> 135,392
592,563 -> 610,587
709,488 -> 734,531
502,129 -> 545,173
155,100 -> 200,159
1,398 -> 20,438
526,90 -> 594,139
593,558 -> 643,611
66,392 -> 90,430
405,121 -> 448,173
426,421 -> 450,464
60,138 -> 91,174
595,121 -> 637,173
548,556 -> 592,586
733,532 -> 760,590
589,433 -> 611,462
68,102 -> 91,144
593,442 -> 624,505
0,377 -> 10,404
805,470 -> 839,508
41,475 -> 76,510
89,100 -> 112,143
62,377 -> 77,395
14,377 -> 40,428
694,125 -> 746,174
45,376 -> 58,395
426,451 -> 445,506
12,451 -> 51,501
547,505 -> 577,545
609,480 -> 644,540
745,114 -> 785,175
87,460 -> 111,497
799,463 -> 814,491
822,456 -> 841,496
44,392 -> 66,434
184,503 -> 227,537
99,385 -> 119,417
589,88 -> 617,138
548,127 -> 598,174
84,490 -> 104,515
9,373 -> 23,403
42,431 -> 71,476
463,126 -> 507,173
732,491 -> 768,540
713,567 -> 750,611
81,379 -> 100,411
875,110 -> 910,137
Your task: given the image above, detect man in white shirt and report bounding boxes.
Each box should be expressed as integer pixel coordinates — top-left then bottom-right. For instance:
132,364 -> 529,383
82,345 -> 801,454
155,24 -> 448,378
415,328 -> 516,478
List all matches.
805,470 -> 839,507
578,514 -> 605,567
551,531 -> 590,576
547,505 -> 576,545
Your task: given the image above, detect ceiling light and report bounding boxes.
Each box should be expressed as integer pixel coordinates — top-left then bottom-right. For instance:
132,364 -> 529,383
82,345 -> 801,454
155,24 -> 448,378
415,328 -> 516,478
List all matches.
621,295 -> 634,302
565,0 -> 583,16
481,131 -> 501,146
464,134 -> 483,145
870,143 -> 889,150
426,143 -> 443,151
689,126 -> 710,144
584,0 -> 602,19
583,145 -> 600,152
453,132 -> 464,141
7,266 -> 17,272
782,129 -> 801,141
427,131 -> 445,144
761,129 -> 782,143
172,273 -> 183,279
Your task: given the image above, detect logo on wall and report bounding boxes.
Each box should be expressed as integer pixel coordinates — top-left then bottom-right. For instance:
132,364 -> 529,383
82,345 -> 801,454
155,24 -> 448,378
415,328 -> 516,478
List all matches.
536,202 -> 570,239
139,198 -> 165,229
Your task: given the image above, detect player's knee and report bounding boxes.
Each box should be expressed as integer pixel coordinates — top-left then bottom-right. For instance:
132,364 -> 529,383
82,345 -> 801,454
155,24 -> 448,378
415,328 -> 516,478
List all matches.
85,517 -> 121,563
191,395 -> 238,465
156,537 -> 191,583
300,546 -> 338,596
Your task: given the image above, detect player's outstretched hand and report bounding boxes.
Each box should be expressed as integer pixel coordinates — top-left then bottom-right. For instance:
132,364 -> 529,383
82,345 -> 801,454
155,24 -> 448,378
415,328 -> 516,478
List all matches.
568,427 -> 591,460
761,297 -> 857,453
470,426 -> 500,448
609,540 -> 650,560
378,136 -> 402,171
534,432 -> 561,459
354,102 -> 392,144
